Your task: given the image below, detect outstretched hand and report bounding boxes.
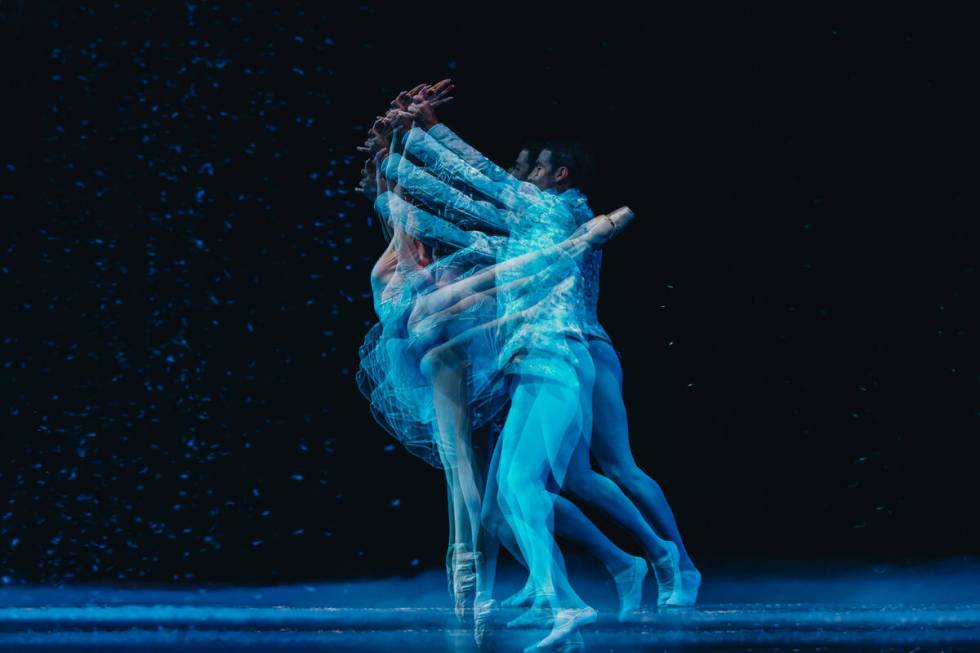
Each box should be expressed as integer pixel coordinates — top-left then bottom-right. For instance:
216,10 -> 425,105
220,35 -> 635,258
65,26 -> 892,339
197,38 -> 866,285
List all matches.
390,83 -> 427,111
369,116 -> 391,147
415,78 -> 455,108
408,100 -> 440,130
358,80 -> 454,172
385,107 -> 414,132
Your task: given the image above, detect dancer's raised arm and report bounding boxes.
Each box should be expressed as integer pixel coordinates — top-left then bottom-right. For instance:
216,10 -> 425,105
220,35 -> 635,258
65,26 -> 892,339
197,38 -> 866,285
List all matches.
381,151 -> 517,234
406,206 -> 634,329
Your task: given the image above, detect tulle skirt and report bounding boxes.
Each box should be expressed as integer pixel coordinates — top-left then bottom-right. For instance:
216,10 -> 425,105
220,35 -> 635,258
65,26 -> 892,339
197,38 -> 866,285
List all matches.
356,256 -> 511,469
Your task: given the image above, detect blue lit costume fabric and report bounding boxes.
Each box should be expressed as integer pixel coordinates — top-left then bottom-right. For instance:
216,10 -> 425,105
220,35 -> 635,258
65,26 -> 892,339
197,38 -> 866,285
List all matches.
355,211 -> 504,468
417,122 -> 611,349
386,125 -> 594,383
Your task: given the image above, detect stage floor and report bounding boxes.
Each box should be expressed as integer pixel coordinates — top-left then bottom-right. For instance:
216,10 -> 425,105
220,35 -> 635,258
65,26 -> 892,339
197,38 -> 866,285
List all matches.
2,558 -> 979,652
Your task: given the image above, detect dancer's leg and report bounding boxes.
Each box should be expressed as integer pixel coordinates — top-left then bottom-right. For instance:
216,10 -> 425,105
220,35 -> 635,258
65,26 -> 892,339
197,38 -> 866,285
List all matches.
508,365 -> 601,650
588,339 -> 697,571
554,498 -> 638,583
423,344 -> 484,548
498,342 -> 602,647
433,397 -> 470,600
422,341 -> 490,619
563,423 -> 681,606
477,421 -> 506,600
564,435 -> 674,561
483,435 -> 589,618
500,490 -> 647,622
497,343 -> 642,612
587,338 -> 700,604
496,378 -> 585,609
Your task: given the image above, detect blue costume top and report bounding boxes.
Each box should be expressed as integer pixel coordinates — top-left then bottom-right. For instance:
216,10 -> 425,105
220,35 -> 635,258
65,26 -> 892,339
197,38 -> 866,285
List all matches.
392,125 -> 613,374
422,122 -> 610,347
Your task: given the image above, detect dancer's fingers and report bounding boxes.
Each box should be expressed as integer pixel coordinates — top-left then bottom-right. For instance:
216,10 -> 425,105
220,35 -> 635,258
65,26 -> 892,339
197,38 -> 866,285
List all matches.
430,82 -> 454,99
393,90 -> 414,109
429,78 -> 453,94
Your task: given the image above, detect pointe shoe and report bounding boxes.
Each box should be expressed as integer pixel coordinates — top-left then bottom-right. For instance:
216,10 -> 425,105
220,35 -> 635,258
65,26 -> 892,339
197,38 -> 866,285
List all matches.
613,556 -> 647,622
446,544 -> 460,600
452,549 -> 479,621
649,541 -> 681,606
473,597 -> 498,648
665,567 -> 702,607
580,206 -> 635,249
525,607 -> 595,652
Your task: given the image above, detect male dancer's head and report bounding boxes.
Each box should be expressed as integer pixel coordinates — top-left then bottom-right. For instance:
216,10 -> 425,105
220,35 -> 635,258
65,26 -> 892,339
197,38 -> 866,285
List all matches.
507,143 -> 541,181
526,141 -> 596,195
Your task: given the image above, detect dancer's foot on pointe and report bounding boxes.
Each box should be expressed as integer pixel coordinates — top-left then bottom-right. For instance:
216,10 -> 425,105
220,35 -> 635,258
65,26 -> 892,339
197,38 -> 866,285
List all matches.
452,548 -> 478,621
501,579 -> 535,608
612,555 -> 647,622
665,566 -> 702,607
524,607 -> 596,652
506,591 -> 557,629
473,597 -> 498,648
649,540 -> 681,606
446,544 -> 461,600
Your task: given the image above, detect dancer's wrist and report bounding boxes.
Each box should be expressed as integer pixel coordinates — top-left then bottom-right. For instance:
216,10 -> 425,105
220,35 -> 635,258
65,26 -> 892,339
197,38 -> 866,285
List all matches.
603,213 -> 617,233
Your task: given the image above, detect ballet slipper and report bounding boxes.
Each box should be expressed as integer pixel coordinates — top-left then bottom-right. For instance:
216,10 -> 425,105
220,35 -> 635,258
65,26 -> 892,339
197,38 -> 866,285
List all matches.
506,591 -> 557,629
524,607 -> 595,652
501,579 -> 536,608
649,540 -> 681,606
665,567 -> 702,607
506,605 -> 554,629
613,555 -> 647,622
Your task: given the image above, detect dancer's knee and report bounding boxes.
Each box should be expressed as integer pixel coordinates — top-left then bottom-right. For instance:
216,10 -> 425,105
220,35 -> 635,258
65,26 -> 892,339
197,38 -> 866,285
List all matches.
498,464 -> 543,512
561,468 -> 600,503
606,462 -> 661,497
480,492 -> 506,533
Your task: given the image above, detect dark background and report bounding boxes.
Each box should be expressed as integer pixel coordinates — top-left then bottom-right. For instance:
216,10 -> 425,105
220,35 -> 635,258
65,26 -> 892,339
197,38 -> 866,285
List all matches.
0,1 -> 976,585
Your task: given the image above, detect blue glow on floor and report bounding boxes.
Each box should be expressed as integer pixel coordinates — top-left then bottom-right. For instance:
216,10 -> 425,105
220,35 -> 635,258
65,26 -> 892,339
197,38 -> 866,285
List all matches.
2,558 -> 979,651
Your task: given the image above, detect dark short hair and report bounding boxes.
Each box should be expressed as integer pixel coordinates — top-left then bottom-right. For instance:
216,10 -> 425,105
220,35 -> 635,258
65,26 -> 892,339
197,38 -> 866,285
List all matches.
539,140 -> 596,194
520,141 -> 544,165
